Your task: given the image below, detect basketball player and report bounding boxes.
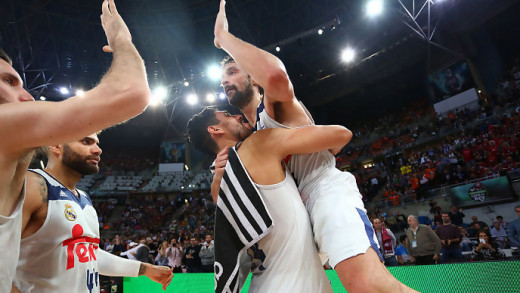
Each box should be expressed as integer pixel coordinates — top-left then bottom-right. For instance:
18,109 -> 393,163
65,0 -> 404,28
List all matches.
213,1 -> 416,292
187,107 -> 351,292
0,0 -> 150,291
13,134 -> 173,292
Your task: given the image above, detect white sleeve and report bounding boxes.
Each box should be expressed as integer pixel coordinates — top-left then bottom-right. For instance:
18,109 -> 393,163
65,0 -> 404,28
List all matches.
97,249 -> 141,277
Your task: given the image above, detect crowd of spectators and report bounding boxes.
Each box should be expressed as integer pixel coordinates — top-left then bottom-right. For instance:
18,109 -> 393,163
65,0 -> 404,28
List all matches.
369,204 -> 520,266
340,96 -> 520,206
98,149 -> 158,176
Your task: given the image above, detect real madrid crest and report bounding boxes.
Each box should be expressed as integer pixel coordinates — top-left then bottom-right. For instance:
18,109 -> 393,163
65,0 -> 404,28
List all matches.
64,204 -> 77,221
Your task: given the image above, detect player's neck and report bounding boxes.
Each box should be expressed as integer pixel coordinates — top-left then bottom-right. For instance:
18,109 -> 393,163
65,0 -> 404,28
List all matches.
44,165 -> 81,196
240,93 -> 262,126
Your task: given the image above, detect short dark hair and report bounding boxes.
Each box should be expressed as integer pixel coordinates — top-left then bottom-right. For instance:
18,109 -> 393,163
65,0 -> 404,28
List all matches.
220,55 -> 264,96
220,55 -> 235,67
186,107 -> 220,155
399,235 -> 407,244
0,48 -> 12,65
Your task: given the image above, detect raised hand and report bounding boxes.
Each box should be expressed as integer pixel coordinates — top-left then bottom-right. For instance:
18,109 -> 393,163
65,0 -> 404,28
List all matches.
214,0 -> 229,48
100,0 -> 132,53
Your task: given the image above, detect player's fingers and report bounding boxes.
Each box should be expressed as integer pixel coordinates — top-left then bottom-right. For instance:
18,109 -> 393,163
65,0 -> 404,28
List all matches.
218,154 -> 228,162
217,148 -> 228,156
101,0 -> 110,15
108,0 -> 119,15
102,45 -> 113,53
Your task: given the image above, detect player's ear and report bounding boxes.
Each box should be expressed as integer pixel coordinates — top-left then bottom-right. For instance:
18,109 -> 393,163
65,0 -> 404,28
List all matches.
48,145 -> 63,156
208,126 -> 223,134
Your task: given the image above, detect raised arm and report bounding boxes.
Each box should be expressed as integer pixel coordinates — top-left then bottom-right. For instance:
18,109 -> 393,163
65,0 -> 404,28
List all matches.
214,0 -> 293,103
253,125 -> 352,160
0,0 -> 150,157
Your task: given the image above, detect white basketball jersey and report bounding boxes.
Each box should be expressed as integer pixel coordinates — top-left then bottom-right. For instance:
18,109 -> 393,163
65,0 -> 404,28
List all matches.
0,185 -> 24,293
247,170 -> 332,293
15,169 -> 101,293
256,100 -> 337,205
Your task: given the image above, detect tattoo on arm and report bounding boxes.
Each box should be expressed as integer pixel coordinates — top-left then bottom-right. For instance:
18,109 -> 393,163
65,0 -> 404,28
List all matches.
138,263 -> 146,276
37,177 -> 48,203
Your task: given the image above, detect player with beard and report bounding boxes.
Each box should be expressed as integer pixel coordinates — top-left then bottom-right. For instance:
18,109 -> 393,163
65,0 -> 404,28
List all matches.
0,0 -> 150,290
187,107 -> 347,292
13,134 -> 173,293
213,1 -> 417,292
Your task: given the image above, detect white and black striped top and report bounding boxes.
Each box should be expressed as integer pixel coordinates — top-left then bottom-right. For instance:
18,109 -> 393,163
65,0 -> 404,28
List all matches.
214,146 -> 273,293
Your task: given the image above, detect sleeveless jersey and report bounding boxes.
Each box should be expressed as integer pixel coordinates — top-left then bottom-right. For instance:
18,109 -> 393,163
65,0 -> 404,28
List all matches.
0,184 -> 25,293
256,99 -> 343,207
248,169 -> 332,293
15,169 -> 101,293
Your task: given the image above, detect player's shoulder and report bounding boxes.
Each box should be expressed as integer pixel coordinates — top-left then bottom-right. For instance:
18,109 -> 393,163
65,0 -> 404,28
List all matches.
248,128 -> 285,144
24,170 -> 48,209
26,170 -> 47,188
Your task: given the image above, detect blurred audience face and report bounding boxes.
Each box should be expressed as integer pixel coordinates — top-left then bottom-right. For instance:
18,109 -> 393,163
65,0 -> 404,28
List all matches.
441,213 -> 450,224
478,232 -> 489,242
190,237 -> 198,246
407,216 -> 418,229
372,219 -> 382,232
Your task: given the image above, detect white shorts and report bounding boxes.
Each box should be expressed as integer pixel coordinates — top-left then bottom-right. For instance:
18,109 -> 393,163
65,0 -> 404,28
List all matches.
302,168 -> 382,268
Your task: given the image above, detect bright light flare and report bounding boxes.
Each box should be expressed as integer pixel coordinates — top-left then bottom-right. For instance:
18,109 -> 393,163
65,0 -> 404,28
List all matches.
59,87 -> 70,95
275,46 -> 281,52
75,89 -> 85,96
207,65 -> 221,81
366,0 -> 384,17
184,81 -> 190,87
341,48 -> 356,63
206,93 -> 216,103
218,92 -> 226,100
149,86 -> 168,106
186,93 -> 198,105
318,29 -> 323,35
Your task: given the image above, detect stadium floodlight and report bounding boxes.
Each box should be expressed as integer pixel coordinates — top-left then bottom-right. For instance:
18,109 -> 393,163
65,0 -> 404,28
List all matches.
366,0 -> 384,17
218,92 -> 226,100
318,29 -> 323,35
186,93 -> 198,105
341,48 -> 356,63
39,96 -> 46,101
206,93 -> 216,103
59,86 -> 70,95
207,65 -> 221,81
149,86 -> 168,106
275,46 -> 281,52
184,80 -> 190,87
75,89 -> 85,96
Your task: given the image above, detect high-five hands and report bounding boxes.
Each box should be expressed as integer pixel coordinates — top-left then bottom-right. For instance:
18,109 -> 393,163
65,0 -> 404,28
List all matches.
214,0 -> 229,49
